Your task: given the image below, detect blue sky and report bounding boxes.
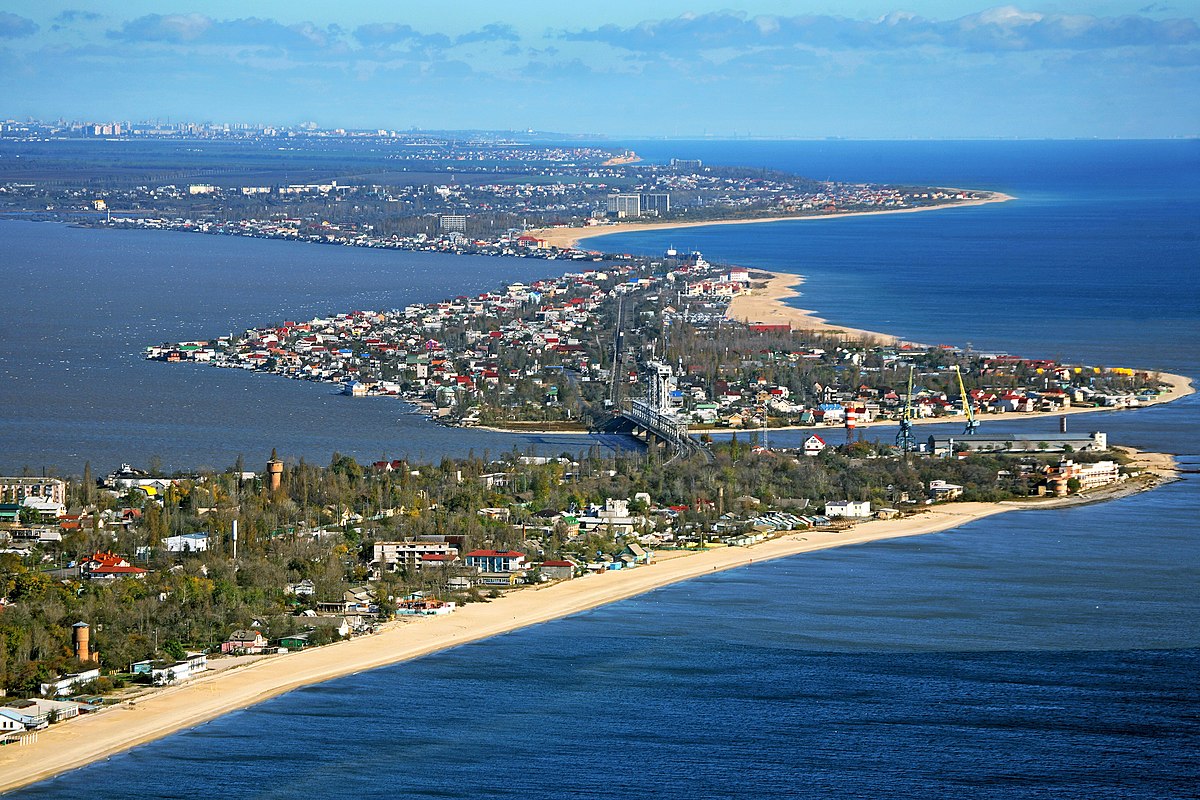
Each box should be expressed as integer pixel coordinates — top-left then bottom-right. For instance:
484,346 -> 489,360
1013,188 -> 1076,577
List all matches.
1,1 -> 1196,137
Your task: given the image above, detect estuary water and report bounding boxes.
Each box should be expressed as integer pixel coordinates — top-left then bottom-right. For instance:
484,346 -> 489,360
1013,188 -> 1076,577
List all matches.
6,140 -> 1199,798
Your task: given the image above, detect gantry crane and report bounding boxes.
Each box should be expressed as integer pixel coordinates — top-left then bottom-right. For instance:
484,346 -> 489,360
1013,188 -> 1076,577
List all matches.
954,364 -> 980,434
896,366 -> 916,452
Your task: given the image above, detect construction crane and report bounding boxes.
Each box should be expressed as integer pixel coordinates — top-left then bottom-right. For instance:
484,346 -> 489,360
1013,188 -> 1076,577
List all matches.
896,365 -> 916,452
954,364 -> 980,434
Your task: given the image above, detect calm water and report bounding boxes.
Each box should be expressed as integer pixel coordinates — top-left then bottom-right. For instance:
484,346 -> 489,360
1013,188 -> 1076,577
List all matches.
0,225 -> 632,474
6,141 -> 1199,798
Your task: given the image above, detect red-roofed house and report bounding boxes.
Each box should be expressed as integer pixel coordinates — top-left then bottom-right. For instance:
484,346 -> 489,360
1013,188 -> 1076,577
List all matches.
82,552 -> 148,581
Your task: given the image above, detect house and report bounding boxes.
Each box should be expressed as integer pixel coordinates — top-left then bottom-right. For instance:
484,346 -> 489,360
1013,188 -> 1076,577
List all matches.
928,480 -> 964,501
802,435 -> 827,457
221,629 -> 268,654
81,552 -> 148,581
0,705 -> 48,732
316,586 -> 376,615
464,550 -> 526,573
285,578 -> 316,597
0,708 -> 31,736
620,543 -> 652,565
278,633 -> 310,650
539,560 -> 577,581
824,500 -> 872,519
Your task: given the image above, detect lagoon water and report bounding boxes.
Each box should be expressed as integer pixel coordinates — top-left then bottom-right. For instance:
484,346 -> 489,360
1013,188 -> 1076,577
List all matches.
6,140 -> 1199,797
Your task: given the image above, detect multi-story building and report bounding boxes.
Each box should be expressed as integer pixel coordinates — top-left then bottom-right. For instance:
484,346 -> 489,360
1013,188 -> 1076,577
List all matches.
640,193 -> 671,216
0,477 -> 66,506
439,215 -> 467,232
464,549 -> 526,573
373,540 -> 459,574
606,193 -> 641,218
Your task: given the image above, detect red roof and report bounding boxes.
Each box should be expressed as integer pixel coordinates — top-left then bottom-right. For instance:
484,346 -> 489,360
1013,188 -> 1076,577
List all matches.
465,550 -> 524,558
90,565 -> 147,575
541,560 -> 575,567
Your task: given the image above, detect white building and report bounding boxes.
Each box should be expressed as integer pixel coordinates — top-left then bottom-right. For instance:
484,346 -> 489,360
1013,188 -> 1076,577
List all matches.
163,532 -> 209,552
824,500 -> 872,519
372,541 -> 458,574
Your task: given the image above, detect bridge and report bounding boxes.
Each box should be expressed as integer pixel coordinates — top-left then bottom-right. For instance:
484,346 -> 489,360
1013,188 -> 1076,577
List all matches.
613,362 -> 714,464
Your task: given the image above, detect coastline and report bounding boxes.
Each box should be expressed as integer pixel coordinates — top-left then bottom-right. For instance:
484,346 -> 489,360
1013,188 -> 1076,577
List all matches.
530,190 -> 1016,250
472,266 -> 1193,435
0,453 -> 1176,795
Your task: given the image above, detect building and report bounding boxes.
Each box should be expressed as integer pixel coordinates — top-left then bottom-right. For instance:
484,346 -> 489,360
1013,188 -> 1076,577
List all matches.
40,669 -> 101,697
670,158 -> 703,170
81,552 -> 148,581
221,630 -> 268,654
606,193 -> 642,218
929,480 -> 964,501
131,653 -> 207,685
928,431 -> 1107,455
439,215 -> 467,233
802,435 -> 827,457
163,532 -> 209,553
539,560 -> 576,581
0,477 -> 66,506
373,541 -> 458,574
464,549 -> 526,573
1046,459 -> 1121,495
640,193 -> 671,216
824,500 -> 872,519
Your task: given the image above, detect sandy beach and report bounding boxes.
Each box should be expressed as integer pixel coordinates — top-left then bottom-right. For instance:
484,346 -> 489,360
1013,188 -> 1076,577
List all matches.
0,451 -> 1179,794
725,269 -> 898,343
529,191 -> 1015,250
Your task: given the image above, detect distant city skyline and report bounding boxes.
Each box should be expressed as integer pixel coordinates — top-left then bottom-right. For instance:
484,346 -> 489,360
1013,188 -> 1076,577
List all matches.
0,2 -> 1196,138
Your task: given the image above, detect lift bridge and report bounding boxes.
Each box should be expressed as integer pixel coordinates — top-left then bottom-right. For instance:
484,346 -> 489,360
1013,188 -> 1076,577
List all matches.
614,361 -> 714,464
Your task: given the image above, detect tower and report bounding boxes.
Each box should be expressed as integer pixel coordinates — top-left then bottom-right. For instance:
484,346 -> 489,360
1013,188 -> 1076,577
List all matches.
73,621 -> 93,663
267,449 -> 283,493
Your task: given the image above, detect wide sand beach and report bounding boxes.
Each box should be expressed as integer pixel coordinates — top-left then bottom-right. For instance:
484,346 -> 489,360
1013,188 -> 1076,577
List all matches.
0,456 -> 1178,794
529,190 -> 1015,250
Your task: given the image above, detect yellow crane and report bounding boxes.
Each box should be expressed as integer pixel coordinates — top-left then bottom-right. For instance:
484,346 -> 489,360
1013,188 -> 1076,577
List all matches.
954,365 -> 980,434
896,365 -> 916,451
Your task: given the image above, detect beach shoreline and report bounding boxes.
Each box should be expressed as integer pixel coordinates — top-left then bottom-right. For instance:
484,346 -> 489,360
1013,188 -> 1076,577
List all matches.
0,453 -> 1176,794
529,190 -> 1015,250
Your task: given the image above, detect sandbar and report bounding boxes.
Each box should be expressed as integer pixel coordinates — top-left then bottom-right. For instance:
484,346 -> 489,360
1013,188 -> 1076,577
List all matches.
529,191 -> 1015,250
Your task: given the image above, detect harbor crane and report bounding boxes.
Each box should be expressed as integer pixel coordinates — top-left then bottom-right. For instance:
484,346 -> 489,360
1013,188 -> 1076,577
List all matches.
896,365 -> 917,452
954,365 -> 980,434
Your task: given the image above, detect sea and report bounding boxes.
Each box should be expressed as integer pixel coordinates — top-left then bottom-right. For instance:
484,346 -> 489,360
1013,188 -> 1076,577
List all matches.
4,140 -> 1198,798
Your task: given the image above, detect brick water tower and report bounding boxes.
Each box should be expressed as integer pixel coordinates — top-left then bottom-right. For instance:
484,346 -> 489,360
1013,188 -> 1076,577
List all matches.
267,449 -> 284,493
72,621 -> 97,663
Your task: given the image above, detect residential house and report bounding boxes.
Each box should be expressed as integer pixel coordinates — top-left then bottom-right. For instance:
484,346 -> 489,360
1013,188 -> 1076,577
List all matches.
221,630 -> 268,654
802,435 -> 827,457
824,500 -> 872,519
539,560 -> 577,581
928,480 -> 964,501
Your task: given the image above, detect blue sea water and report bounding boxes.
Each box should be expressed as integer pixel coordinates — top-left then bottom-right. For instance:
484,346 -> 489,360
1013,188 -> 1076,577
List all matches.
5,140 -> 1199,798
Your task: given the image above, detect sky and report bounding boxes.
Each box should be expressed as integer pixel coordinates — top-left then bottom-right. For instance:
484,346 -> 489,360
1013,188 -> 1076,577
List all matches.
0,1 -> 1196,138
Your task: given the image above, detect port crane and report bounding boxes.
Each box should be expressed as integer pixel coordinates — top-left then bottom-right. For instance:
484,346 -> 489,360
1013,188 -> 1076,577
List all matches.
895,366 -> 917,452
954,365 -> 980,434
